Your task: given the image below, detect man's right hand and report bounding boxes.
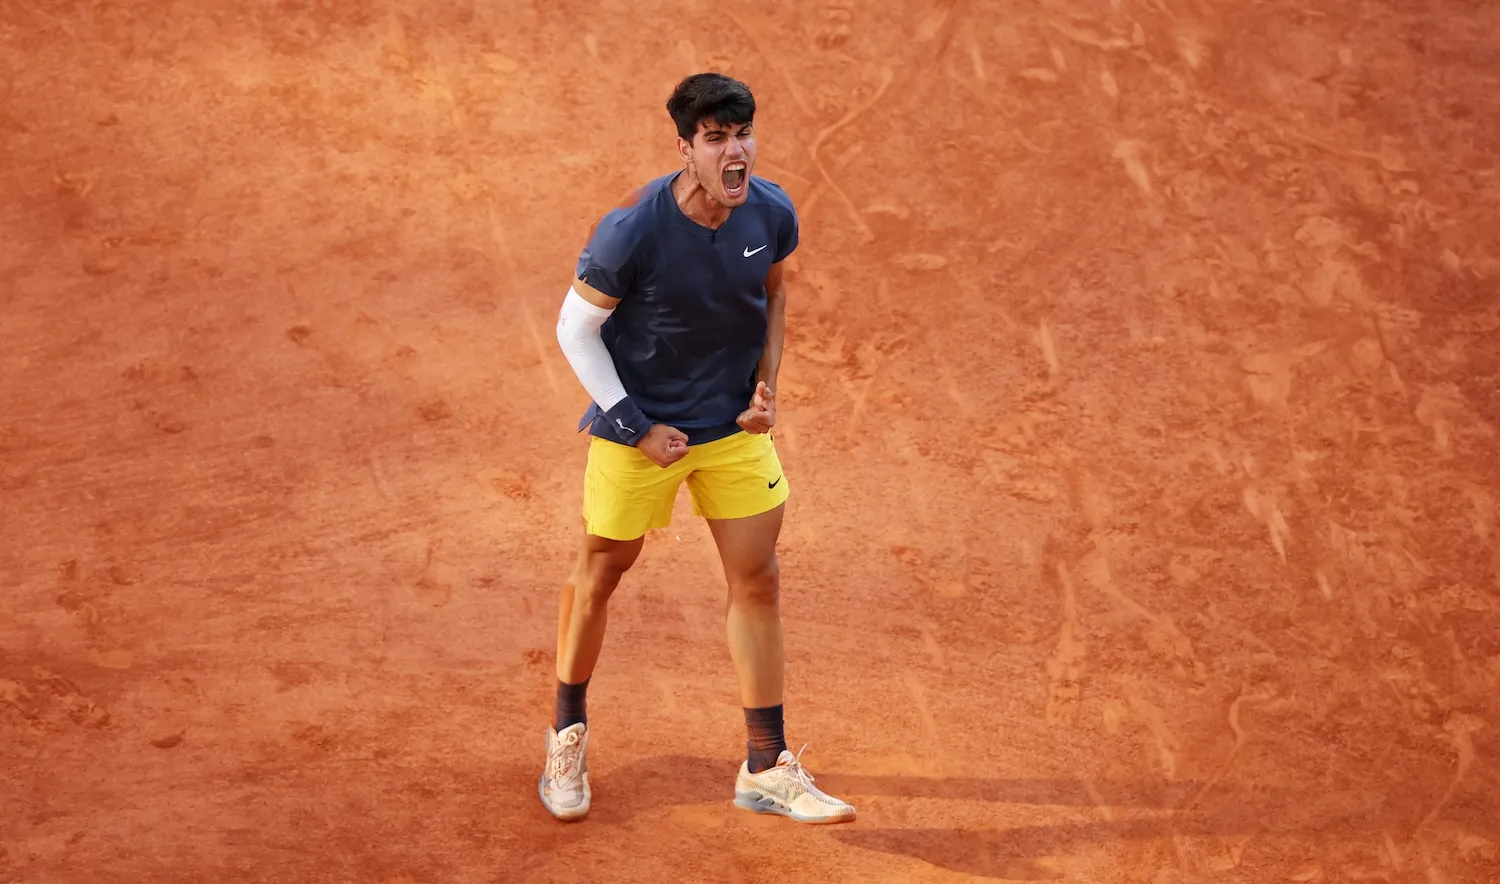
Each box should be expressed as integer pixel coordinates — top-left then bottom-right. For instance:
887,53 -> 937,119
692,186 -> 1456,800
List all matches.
637,423 -> 690,468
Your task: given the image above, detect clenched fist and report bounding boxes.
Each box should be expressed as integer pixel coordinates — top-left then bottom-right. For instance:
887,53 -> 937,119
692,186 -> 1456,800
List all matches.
736,381 -> 776,434
637,423 -> 689,467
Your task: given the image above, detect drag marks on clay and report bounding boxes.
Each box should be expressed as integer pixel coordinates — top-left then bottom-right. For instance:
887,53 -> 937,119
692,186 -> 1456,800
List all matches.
892,253 -> 947,272
1461,483 -> 1494,541
1043,563 -> 1085,727
414,399 -> 452,423
814,1 -> 853,50
50,170 -> 95,233
366,451 -> 393,500
282,321 -> 370,392
1112,140 -> 1155,200
915,0 -> 961,44
1035,320 -> 1060,382
150,730 -> 186,750
720,11 -> 814,121
726,6 -> 897,242
1077,778 -> 1116,823
1240,342 -> 1331,413
1240,485 -> 1291,564
486,205 -> 561,397
1081,537 -> 1202,684
1065,461 -> 1207,685
0,669 -> 110,733
888,546 -> 963,599
1179,689 -> 1257,815
917,622 -> 946,669
1413,713 -> 1484,838
837,374 -> 880,452
1099,67 -> 1120,100
901,672 -> 942,750
518,302 -> 561,397
45,558 -> 148,685
413,538 -> 453,607
653,674 -> 684,718
804,66 -> 894,243
379,13 -> 418,76
89,649 -> 135,670
1118,678 -> 1180,781
475,467 -> 533,501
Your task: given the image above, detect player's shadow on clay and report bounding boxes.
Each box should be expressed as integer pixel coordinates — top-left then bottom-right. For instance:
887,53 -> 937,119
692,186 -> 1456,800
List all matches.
602,756 -> 1389,881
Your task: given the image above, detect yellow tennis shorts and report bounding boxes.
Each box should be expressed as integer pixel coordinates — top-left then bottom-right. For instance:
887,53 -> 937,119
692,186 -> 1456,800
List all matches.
581,430 -> 789,541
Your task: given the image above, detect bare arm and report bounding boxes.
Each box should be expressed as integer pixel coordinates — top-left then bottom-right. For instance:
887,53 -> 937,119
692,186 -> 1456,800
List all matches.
738,261 -> 787,434
756,260 -> 787,390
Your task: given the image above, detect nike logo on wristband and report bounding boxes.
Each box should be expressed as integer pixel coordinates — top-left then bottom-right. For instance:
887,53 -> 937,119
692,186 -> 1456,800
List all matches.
615,418 -> 635,435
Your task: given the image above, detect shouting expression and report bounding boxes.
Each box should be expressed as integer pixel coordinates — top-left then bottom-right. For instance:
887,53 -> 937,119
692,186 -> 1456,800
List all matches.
679,118 -> 755,209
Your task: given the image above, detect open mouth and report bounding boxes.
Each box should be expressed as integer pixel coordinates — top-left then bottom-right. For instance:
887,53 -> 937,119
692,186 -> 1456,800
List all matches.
722,162 -> 747,196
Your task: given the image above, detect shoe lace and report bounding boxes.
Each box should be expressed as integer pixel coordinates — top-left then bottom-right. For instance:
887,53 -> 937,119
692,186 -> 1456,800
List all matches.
780,743 -> 820,794
548,731 -> 584,786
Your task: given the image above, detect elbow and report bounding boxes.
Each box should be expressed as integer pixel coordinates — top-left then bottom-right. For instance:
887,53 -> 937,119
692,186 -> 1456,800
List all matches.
556,315 -> 597,363
556,288 -> 612,351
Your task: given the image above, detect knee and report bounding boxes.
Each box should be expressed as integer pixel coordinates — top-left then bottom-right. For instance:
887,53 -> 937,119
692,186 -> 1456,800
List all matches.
574,542 -> 639,607
728,557 -> 780,607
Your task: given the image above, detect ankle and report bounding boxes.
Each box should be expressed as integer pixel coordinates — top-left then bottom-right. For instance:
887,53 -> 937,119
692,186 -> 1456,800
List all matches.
744,703 -> 786,773
555,677 -> 590,731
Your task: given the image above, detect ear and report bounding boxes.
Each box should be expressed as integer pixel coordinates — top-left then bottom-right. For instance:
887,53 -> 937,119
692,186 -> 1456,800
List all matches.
675,135 -> 693,164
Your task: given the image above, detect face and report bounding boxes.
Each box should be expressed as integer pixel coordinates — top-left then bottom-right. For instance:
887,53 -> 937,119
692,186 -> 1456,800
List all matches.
678,117 -> 756,207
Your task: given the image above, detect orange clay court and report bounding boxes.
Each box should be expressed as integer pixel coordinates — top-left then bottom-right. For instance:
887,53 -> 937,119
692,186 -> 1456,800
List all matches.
3,2 -> 1499,882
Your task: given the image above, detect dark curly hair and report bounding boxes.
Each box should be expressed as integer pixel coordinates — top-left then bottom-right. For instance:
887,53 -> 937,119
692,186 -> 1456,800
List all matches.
665,73 -> 756,141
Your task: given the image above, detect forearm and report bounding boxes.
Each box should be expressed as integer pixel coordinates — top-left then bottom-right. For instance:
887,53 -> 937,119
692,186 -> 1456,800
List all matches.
556,288 -> 627,407
555,286 -> 651,437
756,288 -> 786,388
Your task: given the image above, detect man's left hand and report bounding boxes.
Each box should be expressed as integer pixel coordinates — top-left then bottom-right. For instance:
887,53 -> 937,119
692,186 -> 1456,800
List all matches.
736,381 -> 776,434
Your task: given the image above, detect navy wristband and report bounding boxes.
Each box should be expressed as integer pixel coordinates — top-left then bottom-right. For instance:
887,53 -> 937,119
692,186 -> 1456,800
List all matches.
602,397 -> 652,442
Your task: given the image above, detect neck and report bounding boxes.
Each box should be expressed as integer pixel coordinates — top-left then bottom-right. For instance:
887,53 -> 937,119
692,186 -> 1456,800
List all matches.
672,169 -> 731,229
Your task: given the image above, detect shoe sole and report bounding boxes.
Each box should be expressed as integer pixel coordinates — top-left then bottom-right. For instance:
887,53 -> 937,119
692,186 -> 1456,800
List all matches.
538,774 -> 590,822
733,790 -> 856,824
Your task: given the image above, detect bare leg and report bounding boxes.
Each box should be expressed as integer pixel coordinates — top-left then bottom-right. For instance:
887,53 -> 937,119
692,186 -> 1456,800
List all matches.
556,532 -> 644,686
704,490 -> 857,823
707,504 -> 786,710
541,531 -> 641,821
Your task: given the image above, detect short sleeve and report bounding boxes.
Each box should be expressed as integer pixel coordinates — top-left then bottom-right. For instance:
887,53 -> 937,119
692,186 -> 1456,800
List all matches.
773,204 -> 799,263
574,215 -> 640,300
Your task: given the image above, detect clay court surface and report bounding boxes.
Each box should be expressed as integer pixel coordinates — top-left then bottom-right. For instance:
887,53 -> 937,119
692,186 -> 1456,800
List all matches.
4,1 -> 1500,881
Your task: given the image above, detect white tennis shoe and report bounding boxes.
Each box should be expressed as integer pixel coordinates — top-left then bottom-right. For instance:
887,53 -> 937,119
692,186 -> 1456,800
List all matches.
538,722 -> 591,821
733,745 -> 856,824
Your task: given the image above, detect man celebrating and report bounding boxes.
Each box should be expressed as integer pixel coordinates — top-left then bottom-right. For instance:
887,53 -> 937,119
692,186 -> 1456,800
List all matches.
543,72 -> 855,825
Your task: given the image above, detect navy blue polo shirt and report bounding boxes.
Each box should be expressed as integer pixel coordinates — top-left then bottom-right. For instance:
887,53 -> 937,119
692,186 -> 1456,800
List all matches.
572,170 -> 798,446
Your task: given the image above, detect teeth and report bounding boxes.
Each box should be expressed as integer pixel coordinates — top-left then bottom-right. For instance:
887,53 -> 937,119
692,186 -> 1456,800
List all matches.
726,163 -> 745,171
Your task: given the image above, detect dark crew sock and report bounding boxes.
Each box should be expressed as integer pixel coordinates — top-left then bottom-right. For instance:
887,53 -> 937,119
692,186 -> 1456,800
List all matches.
745,704 -> 787,774
555,678 -> 589,731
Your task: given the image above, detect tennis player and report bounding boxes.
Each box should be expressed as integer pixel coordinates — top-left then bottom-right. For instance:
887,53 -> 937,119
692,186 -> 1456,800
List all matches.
541,72 -> 855,825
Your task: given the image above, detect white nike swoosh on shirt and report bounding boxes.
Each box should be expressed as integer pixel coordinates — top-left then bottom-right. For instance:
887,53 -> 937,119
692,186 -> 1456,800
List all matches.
743,245 -> 768,257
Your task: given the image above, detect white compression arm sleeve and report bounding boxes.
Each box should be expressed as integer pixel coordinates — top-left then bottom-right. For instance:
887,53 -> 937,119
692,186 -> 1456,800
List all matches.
555,285 -> 628,411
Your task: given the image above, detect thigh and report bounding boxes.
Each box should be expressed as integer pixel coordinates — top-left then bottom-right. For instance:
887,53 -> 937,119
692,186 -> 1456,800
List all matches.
685,431 -> 789,524
705,502 -> 784,583
582,437 -> 689,542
